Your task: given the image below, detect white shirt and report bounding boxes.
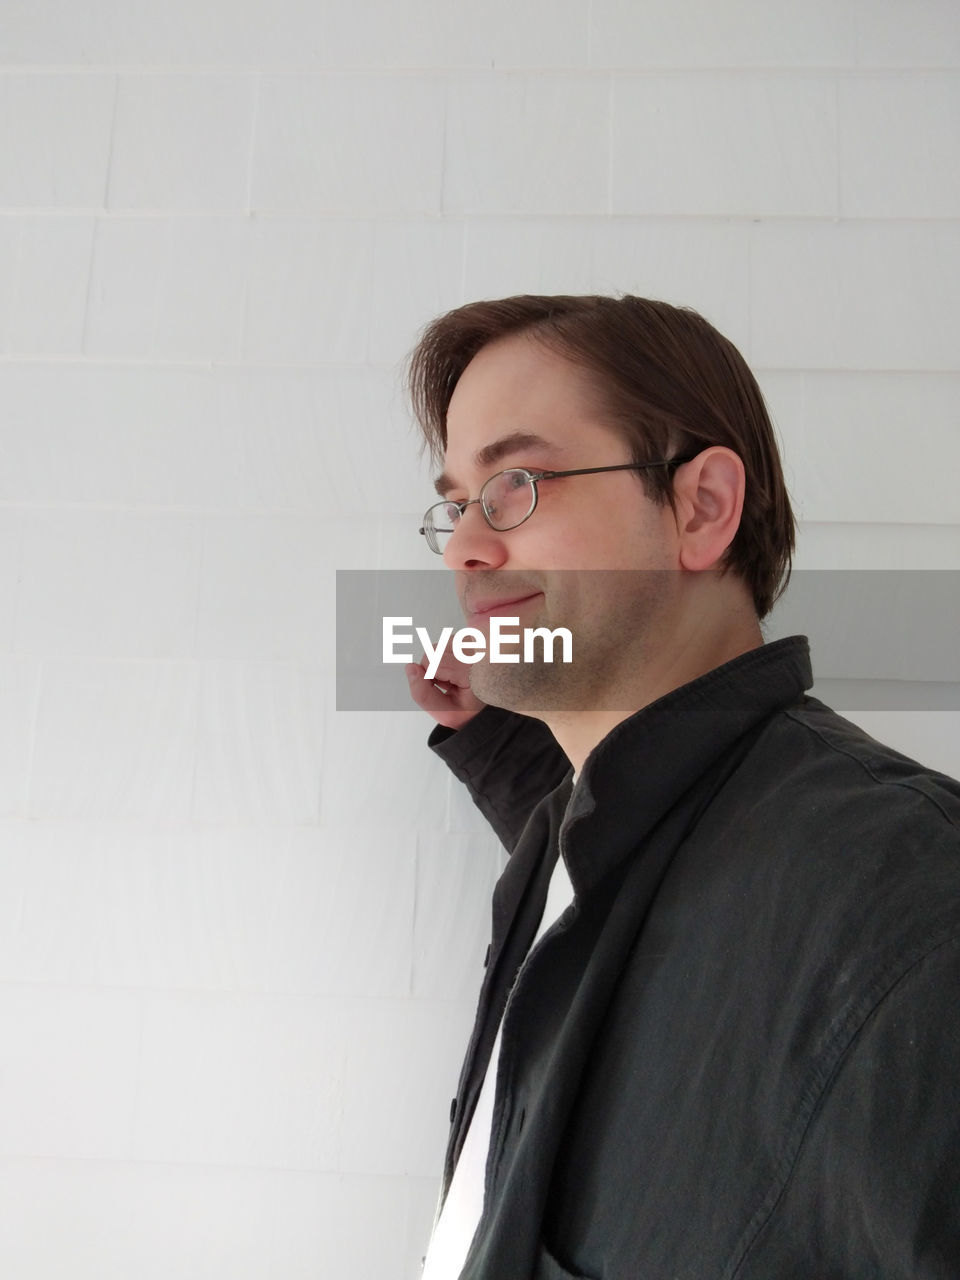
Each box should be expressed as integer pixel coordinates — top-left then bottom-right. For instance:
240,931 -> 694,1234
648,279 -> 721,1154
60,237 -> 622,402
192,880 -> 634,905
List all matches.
421,847 -> 576,1279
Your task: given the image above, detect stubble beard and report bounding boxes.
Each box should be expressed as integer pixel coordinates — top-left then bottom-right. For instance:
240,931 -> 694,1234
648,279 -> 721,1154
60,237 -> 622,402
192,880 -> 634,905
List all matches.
466,570 -> 676,716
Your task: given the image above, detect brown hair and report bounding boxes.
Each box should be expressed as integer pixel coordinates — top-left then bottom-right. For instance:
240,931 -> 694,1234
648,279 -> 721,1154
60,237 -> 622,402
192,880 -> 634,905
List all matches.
407,294 -> 794,618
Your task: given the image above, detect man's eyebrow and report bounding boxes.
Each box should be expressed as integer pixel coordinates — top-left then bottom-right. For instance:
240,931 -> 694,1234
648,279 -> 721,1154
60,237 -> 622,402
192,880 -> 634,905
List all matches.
433,431 -> 563,496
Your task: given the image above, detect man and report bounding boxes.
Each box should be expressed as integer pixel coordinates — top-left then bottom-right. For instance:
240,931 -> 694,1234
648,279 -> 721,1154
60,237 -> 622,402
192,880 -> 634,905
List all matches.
402,295 -> 960,1278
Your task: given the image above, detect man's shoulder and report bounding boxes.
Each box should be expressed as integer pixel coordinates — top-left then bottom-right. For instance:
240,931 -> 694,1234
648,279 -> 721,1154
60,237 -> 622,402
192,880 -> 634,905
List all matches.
754,694 -> 960,837
658,695 -> 960,1068
688,694 -> 960,948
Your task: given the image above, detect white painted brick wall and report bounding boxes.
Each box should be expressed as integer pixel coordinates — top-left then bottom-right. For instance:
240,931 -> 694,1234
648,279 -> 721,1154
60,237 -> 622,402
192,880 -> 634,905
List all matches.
242,218 -> 375,362
17,509 -> 202,657
750,222 -> 960,370
0,75 -> 115,207
839,74 -> 960,217
0,2 -> 958,1275
7,218 -> 95,354
194,663 -> 326,822
0,515 -> 22,649
0,663 -> 38,815
28,661 -> 201,821
253,76 -> 446,213
108,75 -> 256,211
756,371 -> 959,524
590,0 -> 861,67
0,985 -> 141,1158
612,75 -> 839,217
443,76 -> 610,214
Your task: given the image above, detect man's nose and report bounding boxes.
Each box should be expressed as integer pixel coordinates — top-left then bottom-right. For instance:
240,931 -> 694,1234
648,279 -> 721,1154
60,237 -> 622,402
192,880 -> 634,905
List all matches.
443,504 -> 509,570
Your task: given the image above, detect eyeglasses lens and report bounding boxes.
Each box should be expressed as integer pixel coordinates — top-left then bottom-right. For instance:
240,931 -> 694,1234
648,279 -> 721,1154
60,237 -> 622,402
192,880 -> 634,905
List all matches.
424,503 -> 460,554
481,470 -> 536,530
422,470 -> 536,554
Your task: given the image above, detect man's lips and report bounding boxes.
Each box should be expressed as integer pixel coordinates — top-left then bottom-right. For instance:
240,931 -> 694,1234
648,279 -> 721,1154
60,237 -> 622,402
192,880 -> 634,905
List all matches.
464,592 -> 542,623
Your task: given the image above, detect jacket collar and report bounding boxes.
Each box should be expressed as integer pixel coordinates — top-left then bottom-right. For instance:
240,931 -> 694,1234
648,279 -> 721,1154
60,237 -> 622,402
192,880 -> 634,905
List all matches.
560,636 -> 813,896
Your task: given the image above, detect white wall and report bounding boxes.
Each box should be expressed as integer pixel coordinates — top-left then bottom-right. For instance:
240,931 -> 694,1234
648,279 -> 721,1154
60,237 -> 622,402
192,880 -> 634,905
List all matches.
0,2 -> 958,1276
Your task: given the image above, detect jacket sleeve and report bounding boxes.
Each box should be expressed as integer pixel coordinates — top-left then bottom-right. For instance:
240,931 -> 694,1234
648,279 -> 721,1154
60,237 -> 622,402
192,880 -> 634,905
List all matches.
427,706 -> 570,853
738,930 -> 960,1278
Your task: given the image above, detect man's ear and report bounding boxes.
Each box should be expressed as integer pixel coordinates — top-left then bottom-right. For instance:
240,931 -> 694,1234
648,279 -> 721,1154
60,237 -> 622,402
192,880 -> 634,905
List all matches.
672,447 -> 745,571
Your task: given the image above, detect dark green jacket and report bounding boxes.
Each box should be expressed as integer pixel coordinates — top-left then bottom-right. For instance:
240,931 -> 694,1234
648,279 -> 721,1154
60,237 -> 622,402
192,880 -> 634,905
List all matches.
429,637 -> 960,1279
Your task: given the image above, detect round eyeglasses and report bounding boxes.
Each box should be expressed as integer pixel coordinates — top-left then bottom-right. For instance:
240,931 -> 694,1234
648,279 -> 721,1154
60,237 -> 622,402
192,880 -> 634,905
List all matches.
419,458 -> 693,555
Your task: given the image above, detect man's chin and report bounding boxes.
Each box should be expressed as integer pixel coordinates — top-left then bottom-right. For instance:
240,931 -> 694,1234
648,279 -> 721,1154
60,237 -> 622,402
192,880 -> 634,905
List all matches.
468,661 -> 583,717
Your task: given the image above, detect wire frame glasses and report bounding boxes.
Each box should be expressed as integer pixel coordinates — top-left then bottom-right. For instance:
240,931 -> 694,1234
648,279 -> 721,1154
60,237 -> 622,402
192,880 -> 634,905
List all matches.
419,458 -> 693,555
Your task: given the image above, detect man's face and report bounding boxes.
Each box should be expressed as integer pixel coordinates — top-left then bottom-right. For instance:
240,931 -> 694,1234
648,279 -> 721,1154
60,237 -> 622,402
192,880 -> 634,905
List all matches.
436,332 -> 685,714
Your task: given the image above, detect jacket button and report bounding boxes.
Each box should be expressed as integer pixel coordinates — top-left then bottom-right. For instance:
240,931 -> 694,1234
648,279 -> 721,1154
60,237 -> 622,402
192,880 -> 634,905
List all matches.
483,944 -> 491,968
449,1097 -> 457,1123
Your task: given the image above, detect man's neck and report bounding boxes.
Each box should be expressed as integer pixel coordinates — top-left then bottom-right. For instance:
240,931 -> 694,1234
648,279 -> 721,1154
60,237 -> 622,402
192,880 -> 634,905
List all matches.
544,614 -> 765,775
